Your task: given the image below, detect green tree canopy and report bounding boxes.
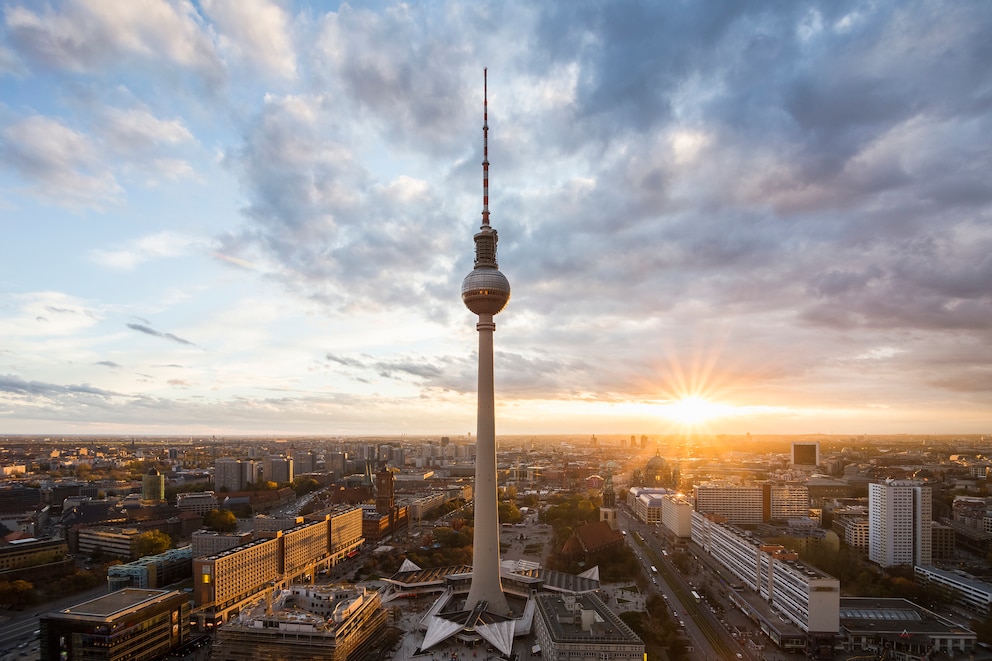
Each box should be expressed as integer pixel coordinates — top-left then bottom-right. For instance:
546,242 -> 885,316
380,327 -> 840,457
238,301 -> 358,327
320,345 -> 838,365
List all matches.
203,508 -> 238,532
134,530 -> 171,558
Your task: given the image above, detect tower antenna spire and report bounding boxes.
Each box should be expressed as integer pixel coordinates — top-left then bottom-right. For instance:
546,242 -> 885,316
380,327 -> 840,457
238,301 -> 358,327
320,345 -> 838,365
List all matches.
482,67 -> 490,228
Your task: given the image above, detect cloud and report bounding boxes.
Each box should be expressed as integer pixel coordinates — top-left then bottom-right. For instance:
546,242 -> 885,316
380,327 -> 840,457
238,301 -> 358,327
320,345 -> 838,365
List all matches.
126,323 -> 195,346
89,231 -> 203,270
4,0 -> 224,83
0,115 -> 122,207
98,107 -> 194,153
96,360 -> 121,368
201,0 -> 297,80
0,374 -> 116,398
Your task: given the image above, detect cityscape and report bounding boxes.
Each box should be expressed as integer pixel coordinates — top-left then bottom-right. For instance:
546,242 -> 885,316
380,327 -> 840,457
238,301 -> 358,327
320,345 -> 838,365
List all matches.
2,2 -> 992,661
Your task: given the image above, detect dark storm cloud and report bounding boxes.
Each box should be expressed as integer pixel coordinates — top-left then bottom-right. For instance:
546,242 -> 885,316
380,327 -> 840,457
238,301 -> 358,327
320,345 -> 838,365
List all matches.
126,323 -> 195,346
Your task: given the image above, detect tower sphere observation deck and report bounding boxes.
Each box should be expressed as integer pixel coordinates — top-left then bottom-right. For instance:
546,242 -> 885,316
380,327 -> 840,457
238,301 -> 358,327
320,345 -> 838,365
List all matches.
461,260 -> 510,316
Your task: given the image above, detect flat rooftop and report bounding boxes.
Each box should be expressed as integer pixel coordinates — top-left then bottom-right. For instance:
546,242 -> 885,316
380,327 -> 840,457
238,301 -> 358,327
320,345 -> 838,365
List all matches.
57,588 -> 176,620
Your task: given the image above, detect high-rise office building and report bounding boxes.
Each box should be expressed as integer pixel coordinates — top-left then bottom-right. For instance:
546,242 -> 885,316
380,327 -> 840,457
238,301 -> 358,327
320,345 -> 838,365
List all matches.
869,479 -> 932,568
263,455 -> 294,485
461,69 -> 512,617
792,441 -> 820,467
215,458 -> 244,492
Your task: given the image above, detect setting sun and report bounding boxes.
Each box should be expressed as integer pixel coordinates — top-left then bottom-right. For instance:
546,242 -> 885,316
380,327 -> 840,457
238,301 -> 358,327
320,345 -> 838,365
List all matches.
666,395 -> 726,426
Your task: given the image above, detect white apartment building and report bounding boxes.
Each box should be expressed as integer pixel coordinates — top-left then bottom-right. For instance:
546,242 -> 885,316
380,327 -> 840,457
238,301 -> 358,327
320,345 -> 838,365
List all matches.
869,480 -> 932,568
691,511 -> 840,635
661,493 -> 694,538
694,483 -> 764,524
915,565 -> 992,617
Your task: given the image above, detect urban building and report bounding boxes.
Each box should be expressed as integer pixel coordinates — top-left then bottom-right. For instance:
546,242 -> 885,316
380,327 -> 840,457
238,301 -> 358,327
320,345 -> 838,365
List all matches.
40,588 -> 192,661
628,487 -> 668,524
192,506 -> 363,628
214,458 -> 245,493
263,455 -> 294,485
661,493 -> 694,539
914,566 -> 992,617
0,537 -> 67,571
868,479 -> 932,568
108,546 -> 193,590
141,468 -> 165,503
77,526 -> 144,560
533,593 -> 644,661
694,483 -> 764,524
210,585 -> 386,661
177,491 -> 219,516
769,483 -> 811,520
839,597 -> 976,658
692,511 -> 840,641
792,441 -> 820,467
832,510 -> 870,550
191,530 -> 253,559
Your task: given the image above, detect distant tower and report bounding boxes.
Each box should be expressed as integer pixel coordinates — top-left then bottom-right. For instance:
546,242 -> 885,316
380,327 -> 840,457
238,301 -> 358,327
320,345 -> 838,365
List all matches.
141,468 -> 165,504
462,69 -> 511,617
600,472 -> 618,530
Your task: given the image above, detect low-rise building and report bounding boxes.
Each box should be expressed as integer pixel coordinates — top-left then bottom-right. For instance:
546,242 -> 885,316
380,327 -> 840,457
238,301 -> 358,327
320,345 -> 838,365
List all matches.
176,492 -> 219,516
533,593 -> 644,661
210,585 -> 386,661
40,588 -> 192,661
840,597 -> 976,659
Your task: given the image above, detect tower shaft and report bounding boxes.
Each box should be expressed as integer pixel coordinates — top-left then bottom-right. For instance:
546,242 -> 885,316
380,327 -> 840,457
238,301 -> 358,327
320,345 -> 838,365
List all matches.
464,313 -> 509,615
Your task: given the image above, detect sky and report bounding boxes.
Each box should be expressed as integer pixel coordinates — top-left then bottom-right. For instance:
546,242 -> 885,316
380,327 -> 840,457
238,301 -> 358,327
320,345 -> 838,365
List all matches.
1,1 -> 991,437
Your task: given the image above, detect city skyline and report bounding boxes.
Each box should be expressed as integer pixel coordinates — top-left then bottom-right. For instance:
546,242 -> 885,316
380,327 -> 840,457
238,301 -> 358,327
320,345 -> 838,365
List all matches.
2,1 -> 992,436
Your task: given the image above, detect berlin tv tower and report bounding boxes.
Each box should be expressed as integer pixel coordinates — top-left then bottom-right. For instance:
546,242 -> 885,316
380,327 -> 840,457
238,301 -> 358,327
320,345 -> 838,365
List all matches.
461,68 -> 511,616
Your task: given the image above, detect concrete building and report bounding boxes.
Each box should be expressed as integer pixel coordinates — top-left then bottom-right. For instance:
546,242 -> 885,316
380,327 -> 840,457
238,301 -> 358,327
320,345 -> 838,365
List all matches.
191,530 -> 253,559
868,479 -> 932,568
691,511 -> 840,641
629,487 -> 668,524
141,468 -> 165,503
661,493 -> 694,539
211,585 -> 386,661
769,483 -> 811,520
832,510 -> 870,550
914,565 -> 992,617
792,441 -> 820,467
840,597 -> 976,658
77,526 -> 144,560
192,506 -> 363,628
214,458 -> 245,493
40,588 -> 192,661
694,483 -> 764,524
533,593 -> 644,661
263,455 -> 294,485
0,537 -> 67,571
108,546 -> 193,590
176,491 -> 219,516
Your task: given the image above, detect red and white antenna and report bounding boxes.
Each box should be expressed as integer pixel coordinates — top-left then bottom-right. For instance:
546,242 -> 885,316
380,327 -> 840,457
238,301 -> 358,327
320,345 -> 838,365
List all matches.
482,67 -> 490,228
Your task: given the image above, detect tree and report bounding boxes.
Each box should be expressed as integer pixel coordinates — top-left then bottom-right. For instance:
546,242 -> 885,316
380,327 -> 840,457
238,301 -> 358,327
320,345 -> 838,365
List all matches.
203,508 -> 238,532
134,530 -> 171,558
292,477 -> 321,498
